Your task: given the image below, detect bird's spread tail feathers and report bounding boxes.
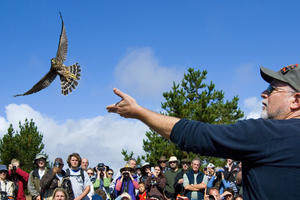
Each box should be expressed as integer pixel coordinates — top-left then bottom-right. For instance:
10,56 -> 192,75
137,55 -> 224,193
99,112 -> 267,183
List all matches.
60,63 -> 81,95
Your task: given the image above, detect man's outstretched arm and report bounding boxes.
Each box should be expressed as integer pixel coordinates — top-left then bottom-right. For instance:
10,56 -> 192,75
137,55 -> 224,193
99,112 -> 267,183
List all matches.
106,88 -> 180,139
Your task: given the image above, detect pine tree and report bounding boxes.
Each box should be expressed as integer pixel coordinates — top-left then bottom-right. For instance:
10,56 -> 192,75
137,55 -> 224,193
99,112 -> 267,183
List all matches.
122,67 -> 244,167
0,119 -> 47,172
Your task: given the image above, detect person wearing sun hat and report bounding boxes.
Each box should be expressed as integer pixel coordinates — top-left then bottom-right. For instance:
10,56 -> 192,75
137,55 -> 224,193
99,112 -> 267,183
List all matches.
164,156 -> 180,199
107,63 -> 300,199
28,153 -> 49,200
114,164 -> 138,200
158,156 -> 168,173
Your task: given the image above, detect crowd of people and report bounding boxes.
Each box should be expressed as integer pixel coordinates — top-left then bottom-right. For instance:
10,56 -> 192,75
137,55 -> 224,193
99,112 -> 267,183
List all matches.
0,152 -> 244,200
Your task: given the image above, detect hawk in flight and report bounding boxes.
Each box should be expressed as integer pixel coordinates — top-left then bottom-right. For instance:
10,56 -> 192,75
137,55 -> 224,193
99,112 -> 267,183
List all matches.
15,13 -> 81,97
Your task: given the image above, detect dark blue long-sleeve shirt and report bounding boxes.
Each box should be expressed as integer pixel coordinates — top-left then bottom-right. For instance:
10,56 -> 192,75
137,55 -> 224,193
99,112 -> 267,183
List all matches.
170,118 -> 300,200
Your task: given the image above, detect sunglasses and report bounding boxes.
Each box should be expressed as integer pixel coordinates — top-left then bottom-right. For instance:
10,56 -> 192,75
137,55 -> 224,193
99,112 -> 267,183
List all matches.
265,84 -> 295,96
181,162 -> 190,165
159,161 -> 167,163
108,173 -> 114,175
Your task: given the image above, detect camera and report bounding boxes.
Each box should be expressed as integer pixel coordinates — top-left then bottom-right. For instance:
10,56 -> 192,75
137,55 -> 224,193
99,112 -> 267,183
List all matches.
97,163 -> 105,171
208,195 -> 216,200
0,191 -> 8,200
123,172 -> 129,178
216,171 -> 222,180
12,166 -> 17,174
90,176 -> 96,183
54,161 -> 60,168
150,179 -> 157,186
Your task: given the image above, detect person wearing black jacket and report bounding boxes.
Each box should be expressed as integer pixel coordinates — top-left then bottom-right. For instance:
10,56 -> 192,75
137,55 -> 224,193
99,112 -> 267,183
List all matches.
40,158 -> 74,200
174,158 -> 190,197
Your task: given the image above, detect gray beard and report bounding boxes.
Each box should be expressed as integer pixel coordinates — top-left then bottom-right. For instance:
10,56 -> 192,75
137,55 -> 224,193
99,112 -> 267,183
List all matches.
261,110 -> 268,119
261,109 -> 282,120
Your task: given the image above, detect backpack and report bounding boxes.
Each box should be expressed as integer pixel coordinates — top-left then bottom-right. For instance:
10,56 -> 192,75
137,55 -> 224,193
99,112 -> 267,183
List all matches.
65,168 -> 85,183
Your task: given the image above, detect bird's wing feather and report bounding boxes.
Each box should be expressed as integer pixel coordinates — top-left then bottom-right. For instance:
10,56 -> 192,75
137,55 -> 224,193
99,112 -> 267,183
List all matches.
14,71 -> 57,97
55,12 -> 68,63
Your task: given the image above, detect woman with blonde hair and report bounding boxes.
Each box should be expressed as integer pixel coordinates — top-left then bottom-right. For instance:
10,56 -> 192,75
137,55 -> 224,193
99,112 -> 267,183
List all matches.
52,188 -> 68,200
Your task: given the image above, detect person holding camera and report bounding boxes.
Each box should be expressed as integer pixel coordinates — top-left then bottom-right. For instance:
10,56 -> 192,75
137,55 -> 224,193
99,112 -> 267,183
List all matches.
93,163 -> 106,190
93,164 -> 112,199
8,159 -> 28,200
0,165 -> 15,200
114,165 -> 138,200
207,169 -> 230,195
145,164 -> 166,200
140,163 -> 151,184
40,158 -> 74,200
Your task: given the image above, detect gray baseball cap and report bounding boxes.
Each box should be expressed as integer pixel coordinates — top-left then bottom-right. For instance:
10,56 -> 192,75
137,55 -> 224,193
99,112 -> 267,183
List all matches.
260,64 -> 300,92
0,165 -> 7,172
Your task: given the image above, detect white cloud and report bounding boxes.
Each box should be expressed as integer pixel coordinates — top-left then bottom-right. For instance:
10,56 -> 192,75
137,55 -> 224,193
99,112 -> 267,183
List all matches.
0,104 -> 148,172
114,47 -> 183,101
243,97 -> 262,119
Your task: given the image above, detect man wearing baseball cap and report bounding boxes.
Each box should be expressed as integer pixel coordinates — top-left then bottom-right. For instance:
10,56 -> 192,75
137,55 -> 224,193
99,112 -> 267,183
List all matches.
107,64 -> 300,199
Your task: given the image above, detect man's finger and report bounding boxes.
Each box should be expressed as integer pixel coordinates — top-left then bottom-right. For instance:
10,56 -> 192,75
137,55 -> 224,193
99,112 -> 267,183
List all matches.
113,88 -> 129,100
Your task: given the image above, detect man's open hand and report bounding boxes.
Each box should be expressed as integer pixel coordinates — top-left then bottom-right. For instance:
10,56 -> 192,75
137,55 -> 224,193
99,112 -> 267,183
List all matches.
106,88 -> 142,119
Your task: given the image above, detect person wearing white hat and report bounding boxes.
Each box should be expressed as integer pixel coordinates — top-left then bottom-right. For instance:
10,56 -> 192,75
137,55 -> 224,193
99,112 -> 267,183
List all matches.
206,163 -> 215,179
164,156 -> 180,199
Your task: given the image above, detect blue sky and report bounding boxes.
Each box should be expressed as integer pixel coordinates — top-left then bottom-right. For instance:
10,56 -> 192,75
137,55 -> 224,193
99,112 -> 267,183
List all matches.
1,0 -> 300,169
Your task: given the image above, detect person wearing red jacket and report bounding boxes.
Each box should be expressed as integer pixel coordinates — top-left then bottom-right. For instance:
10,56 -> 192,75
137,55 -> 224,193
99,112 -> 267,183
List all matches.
8,159 -> 29,200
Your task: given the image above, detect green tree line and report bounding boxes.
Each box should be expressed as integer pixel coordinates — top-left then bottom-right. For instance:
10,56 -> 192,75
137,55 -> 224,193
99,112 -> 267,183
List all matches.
122,67 -> 244,167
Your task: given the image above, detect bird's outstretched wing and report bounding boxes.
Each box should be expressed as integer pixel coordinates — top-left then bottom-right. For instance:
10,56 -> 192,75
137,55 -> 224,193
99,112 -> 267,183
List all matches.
55,12 -> 68,64
14,71 -> 57,97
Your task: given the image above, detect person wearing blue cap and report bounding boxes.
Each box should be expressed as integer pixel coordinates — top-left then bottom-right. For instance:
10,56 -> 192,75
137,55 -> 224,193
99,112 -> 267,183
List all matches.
0,164 -> 15,199
107,64 -> 300,200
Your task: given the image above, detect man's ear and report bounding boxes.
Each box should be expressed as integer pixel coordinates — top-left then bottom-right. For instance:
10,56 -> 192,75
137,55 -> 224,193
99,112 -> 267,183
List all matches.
290,93 -> 300,110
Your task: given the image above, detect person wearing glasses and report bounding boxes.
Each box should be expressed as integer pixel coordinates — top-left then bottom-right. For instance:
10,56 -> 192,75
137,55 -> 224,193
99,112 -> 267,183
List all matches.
107,64 -> 300,199
174,158 -> 191,198
103,169 -> 114,200
158,156 -> 168,174
86,168 -> 95,200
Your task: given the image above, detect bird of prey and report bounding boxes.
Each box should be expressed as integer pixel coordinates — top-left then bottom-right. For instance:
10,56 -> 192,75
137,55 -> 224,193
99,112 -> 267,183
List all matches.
14,12 -> 81,97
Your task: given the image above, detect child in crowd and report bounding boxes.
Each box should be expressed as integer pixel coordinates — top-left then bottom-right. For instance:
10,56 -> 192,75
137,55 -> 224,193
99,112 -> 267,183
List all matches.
137,182 -> 146,200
